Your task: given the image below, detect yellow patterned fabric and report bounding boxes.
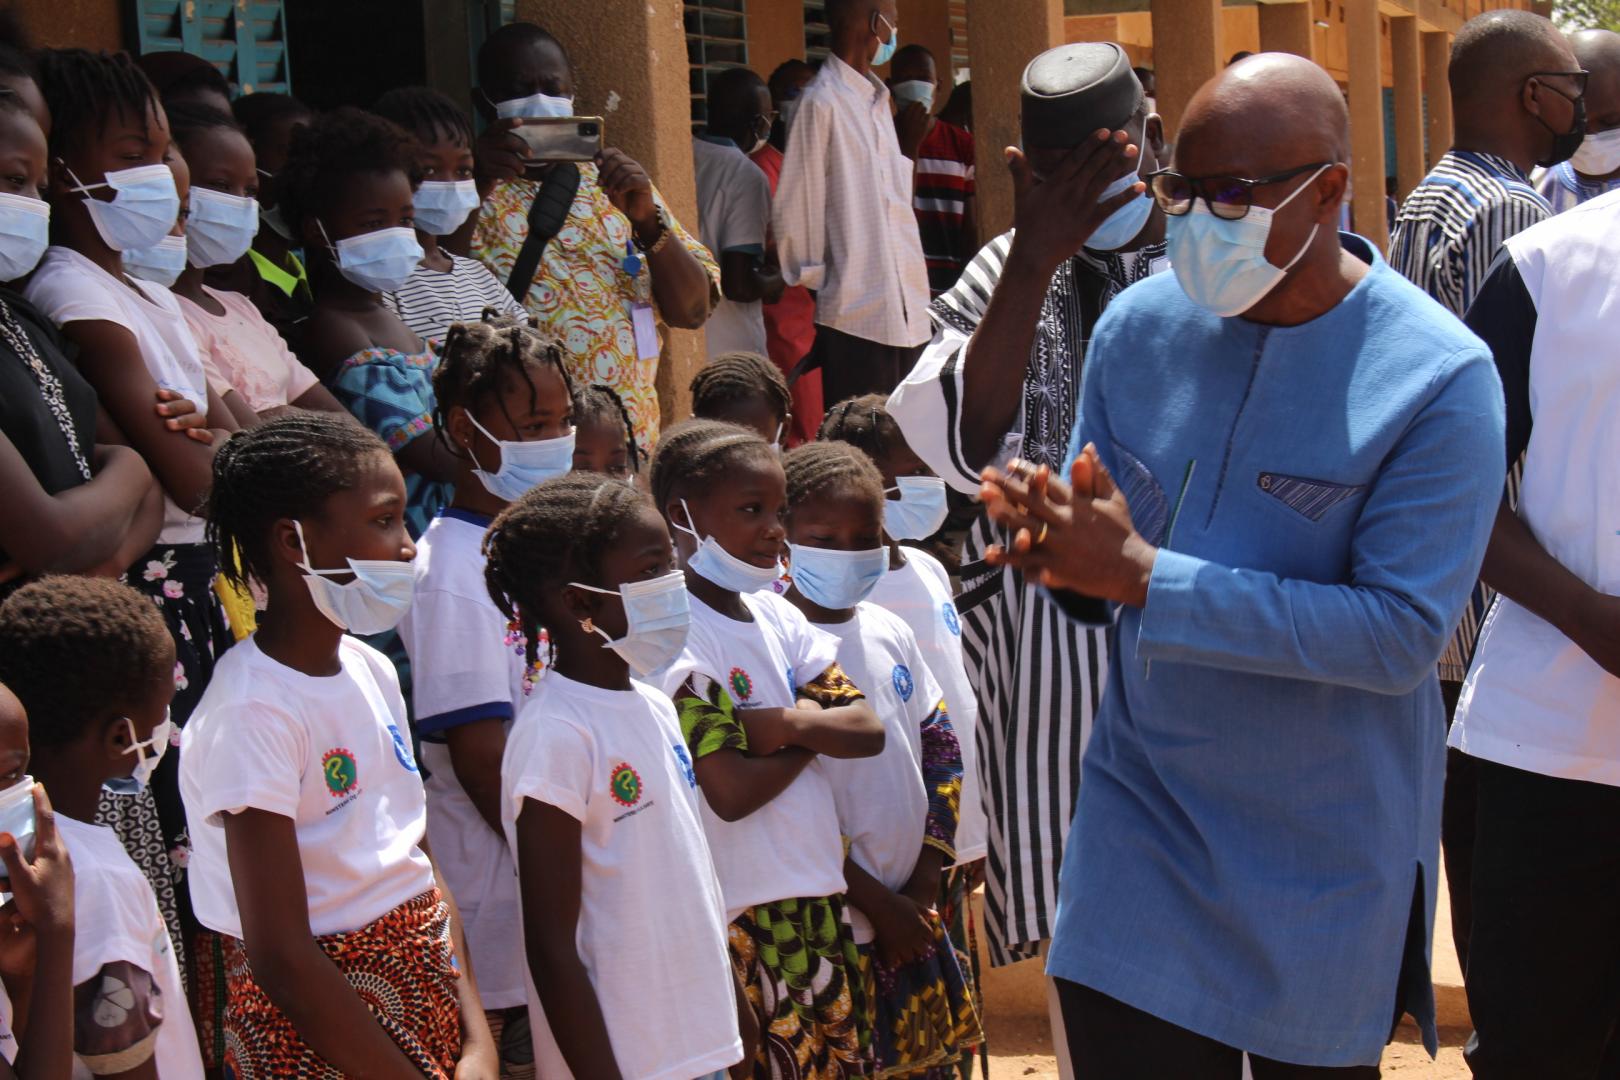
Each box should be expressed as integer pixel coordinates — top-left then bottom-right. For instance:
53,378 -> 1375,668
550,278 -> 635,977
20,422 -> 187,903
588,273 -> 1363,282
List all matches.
796,663 -> 866,709
472,165 -> 719,450
856,910 -> 983,1079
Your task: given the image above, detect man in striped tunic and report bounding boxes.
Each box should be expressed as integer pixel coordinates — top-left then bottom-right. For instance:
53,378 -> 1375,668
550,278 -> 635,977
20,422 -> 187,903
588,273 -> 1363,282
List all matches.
889,40 -> 1165,1015
1387,7 -> 1581,976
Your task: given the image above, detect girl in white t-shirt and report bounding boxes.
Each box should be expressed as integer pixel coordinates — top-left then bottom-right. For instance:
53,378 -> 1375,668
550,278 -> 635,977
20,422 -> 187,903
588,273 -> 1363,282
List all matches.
779,441 -> 982,1076
179,413 -> 496,1078
0,576 -> 206,1080
398,313 -> 575,1071
650,419 -> 886,1078
484,472 -> 745,1080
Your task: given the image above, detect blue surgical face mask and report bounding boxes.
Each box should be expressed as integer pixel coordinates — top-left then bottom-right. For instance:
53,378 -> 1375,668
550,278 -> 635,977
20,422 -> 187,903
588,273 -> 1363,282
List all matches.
66,163 -> 180,253
871,13 -> 899,67
1166,164 -> 1329,318
891,79 -> 934,112
185,186 -> 260,268
884,475 -> 949,540
0,192 -> 49,281
122,234 -> 188,287
569,570 -> 691,677
103,713 -> 174,797
467,413 -> 576,502
293,520 -> 416,634
0,778 -> 36,864
1086,164 -> 1155,252
674,499 -> 784,594
413,179 -> 481,237
788,544 -> 888,610
320,222 -> 424,294
494,92 -> 575,120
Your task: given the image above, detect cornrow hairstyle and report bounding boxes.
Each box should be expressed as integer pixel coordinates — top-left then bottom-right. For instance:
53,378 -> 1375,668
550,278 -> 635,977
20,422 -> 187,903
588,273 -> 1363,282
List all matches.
373,86 -> 474,151
164,100 -> 245,163
0,576 -> 173,746
573,383 -> 642,474
432,310 -> 573,446
483,473 -> 651,669
782,440 -> 885,514
689,352 -> 791,426
36,48 -> 160,158
649,418 -> 775,522
231,91 -> 309,146
277,105 -> 423,240
816,392 -> 907,466
203,411 -> 391,590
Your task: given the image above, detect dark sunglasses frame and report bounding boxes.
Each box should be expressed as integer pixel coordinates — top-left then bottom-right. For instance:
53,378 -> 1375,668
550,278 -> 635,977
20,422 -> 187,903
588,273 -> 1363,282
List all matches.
1529,70 -> 1590,100
1146,161 -> 1333,220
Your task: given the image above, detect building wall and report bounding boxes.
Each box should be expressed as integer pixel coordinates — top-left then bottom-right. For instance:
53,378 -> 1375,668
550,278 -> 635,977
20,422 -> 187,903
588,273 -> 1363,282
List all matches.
747,1 -> 805,86
15,0 -> 122,50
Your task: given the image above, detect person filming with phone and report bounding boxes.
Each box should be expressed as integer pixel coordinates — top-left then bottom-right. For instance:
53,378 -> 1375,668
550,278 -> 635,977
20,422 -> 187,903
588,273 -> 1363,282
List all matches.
468,21 -> 719,451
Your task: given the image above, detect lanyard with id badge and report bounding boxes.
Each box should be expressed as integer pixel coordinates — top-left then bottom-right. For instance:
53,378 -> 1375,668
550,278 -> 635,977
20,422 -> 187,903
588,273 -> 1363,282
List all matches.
623,237 -> 660,361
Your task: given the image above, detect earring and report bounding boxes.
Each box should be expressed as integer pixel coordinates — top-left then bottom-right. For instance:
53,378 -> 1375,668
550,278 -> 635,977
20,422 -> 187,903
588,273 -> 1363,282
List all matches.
580,617 -> 595,635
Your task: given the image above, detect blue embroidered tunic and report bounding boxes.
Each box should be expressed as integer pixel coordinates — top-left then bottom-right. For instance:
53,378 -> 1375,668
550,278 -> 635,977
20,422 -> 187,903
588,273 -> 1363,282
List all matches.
1046,236 -> 1505,1067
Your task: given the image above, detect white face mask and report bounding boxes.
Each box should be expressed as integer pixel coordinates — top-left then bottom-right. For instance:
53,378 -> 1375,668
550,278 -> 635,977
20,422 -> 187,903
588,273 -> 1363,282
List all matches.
0,193 -> 50,281
319,222 -> 424,294
412,179 -> 481,236
787,544 -> 888,610
104,713 -> 174,797
122,234 -> 188,287
467,413 -> 576,503
494,92 -> 574,120
66,163 -> 180,252
0,778 -> 36,862
293,520 -> 416,634
891,79 -> 935,113
674,499 -> 784,593
883,475 -> 949,540
1166,164 -> 1329,318
185,186 -> 260,268
1571,125 -> 1620,176
569,570 -> 691,677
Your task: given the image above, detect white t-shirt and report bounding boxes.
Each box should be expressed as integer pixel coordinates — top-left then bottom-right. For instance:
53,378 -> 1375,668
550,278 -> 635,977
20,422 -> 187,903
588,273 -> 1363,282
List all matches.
398,509 -> 528,1010
381,255 -> 527,349
502,673 -> 741,1080
660,590 -> 847,918
24,246 -> 213,543
180,635 -> 435,939
814,604 -> 948,944
868,547 -> 987,863
57,816 -> 204,1080
691,136 -> 770,358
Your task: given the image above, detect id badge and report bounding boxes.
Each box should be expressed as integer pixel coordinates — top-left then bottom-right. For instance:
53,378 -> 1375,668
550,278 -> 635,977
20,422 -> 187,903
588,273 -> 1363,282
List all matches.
631,301 -> 660,360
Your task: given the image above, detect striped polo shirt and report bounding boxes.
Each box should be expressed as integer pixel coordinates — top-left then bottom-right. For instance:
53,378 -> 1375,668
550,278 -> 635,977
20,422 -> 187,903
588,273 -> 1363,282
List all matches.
381,254 -> 527,349
913,118 -> 976,297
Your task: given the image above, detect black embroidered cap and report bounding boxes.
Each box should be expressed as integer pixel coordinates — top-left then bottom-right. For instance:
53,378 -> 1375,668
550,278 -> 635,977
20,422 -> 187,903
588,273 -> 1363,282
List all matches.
1021,42 -> 1143,149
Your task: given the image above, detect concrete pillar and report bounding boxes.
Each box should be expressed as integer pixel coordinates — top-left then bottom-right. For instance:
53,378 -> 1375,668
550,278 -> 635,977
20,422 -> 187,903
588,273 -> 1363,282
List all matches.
1423,30 -> 1453,169
1259,1 -> 1318,62
1152,0 -> 1223,137
1391,16 -> 1424,198
747,3 -> 807,81
515,0 -> 704,427
888,0 -> 954,83
1345,0 -> 1388,250
965,0 -> 1064,240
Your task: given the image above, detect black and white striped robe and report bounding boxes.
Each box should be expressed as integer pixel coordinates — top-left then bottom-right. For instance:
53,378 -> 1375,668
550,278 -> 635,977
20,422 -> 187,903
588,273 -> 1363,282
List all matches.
889,230 -> 1167,965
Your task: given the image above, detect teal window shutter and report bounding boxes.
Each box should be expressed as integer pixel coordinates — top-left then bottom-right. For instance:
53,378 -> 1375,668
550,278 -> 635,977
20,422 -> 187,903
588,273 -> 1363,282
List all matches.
129,0 -> 291,97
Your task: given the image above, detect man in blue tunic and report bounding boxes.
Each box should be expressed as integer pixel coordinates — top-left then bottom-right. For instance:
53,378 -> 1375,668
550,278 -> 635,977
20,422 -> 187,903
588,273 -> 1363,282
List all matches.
981,54 -> 1506,1074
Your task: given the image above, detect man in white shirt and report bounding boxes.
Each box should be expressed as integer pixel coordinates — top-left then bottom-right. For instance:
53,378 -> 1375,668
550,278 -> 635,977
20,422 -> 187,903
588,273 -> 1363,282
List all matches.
692,67 -> 783,359
773,0 -> 931,408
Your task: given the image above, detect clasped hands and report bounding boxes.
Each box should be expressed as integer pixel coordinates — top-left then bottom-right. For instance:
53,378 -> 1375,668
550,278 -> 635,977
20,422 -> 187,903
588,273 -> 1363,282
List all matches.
980,444 -> 1159,609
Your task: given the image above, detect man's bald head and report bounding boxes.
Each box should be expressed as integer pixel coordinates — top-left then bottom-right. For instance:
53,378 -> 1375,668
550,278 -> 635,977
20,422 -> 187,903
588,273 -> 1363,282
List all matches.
1176,53 -> 1348,178
1449,10 -> 1573,105
1571,29 -> 1620,134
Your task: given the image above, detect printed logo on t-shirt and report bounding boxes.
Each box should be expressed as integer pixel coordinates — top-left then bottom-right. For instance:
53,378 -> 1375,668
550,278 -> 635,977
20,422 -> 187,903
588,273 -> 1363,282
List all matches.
322,748 -> 359,798
728,667 -> 754,704
893,664 -> 914,702
672,743 -> 697,789
942,601 -> 960,636
387,724 -> 418,773
609,762 -> 643,807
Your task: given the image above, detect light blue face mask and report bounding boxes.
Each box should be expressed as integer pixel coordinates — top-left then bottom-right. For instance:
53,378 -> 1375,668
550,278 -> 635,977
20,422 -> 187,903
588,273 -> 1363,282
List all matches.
788,543 -> 888,610
320,223 -> 424,294
122,234 -> 188,287
891,79 -> 934,112
494,92 -> 574,120
293,520 -> 416,634
0,193 -> 49,281
467,413 -> 576,502
675,499 -> 784,594
66,163 -> 180,253
103,713 -> 174,797
883,475 -> 949,540
0,778 -> 36,863
1086,164 -> 1155,252
413,180 -> 481,237
871,13 -> 899,66
185,186 -> 260,268
569,570 -> 691,677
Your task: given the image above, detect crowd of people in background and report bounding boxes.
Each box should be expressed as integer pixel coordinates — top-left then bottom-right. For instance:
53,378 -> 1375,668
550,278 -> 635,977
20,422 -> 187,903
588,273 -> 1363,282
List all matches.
0,0 -> 1614,1075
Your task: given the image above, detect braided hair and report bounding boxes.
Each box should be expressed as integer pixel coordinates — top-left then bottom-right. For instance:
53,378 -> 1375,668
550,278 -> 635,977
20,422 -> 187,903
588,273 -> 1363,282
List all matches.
165,100 -> 245,164
649,418 -> 775,522
36,48 -> 159,158
203,412 -> 390,590
483,473 -> 651,669
573,384 -> 641,475
782,440 -> 885,514
816,392 -> 909,470
231,91 -> 309,147
277,105 -> 422,240
689,352 -> 791,429
0,576 -> 173,746
433,311 -> 573,443
373,86 -> 474,151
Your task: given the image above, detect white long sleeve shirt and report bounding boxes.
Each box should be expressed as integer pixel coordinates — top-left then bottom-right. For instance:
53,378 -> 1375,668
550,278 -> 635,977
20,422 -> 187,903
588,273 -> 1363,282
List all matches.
772,54 -> 931,348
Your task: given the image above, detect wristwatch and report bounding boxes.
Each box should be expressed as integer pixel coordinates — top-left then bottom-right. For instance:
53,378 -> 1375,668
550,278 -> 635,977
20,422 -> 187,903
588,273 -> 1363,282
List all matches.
633,206 -> 673,256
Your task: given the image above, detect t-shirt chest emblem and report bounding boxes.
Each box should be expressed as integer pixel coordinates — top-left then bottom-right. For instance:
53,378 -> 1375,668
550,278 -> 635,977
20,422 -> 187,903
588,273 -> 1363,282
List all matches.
729,666 -> 754,703
942,601 -> 960,636
893,664 -> 914,702
609,762 -> 643,807
322,748 -> 360,797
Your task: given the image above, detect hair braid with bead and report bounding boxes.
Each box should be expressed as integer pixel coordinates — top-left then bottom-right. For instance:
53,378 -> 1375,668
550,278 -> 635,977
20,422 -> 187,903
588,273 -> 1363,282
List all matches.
433,311 -> 573,446
815,392 -> 907,466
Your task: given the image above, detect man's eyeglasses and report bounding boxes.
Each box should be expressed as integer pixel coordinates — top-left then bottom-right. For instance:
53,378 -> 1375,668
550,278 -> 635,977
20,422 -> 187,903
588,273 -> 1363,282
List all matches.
1146,162 -> 1333,220
1529,70 -> 1589,101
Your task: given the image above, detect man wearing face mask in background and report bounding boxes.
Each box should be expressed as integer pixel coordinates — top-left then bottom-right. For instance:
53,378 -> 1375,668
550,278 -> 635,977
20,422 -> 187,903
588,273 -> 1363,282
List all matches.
887,43 -> 1165,1072
890,44 -> 977,297
768,58 -> 815,153
978,53 -> 1505,1074
1536,28 -> 1620,212
774,0 -> 932,405
692,66 -> 784,360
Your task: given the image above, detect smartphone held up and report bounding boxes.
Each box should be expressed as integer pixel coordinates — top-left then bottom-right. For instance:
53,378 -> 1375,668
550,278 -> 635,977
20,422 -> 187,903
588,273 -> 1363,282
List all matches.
513,116 -> 605,163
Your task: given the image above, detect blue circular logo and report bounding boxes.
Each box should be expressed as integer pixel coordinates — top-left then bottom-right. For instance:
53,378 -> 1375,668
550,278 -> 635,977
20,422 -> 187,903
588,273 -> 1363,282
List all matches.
943,601 -> 960,636
892,664 -> 914,702
387,724 -> 418,773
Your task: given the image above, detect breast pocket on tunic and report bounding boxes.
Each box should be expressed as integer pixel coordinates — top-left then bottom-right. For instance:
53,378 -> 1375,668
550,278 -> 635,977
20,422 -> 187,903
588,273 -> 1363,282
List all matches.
1254,471 -> 1368,523
1111,440 -> 1169,546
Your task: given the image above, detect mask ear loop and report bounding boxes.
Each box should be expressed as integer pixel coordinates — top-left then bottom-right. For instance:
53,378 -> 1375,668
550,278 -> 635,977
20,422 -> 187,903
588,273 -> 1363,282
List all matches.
1273,163 -> 1334,273
565,581 -> 621,648
315,218 -> 340,262
673,499 -> 703,542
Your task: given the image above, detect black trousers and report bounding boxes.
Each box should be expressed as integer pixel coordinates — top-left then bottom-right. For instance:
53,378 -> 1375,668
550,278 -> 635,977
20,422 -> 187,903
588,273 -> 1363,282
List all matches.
804,325 -> 924,410
1440,680 -> 1478,975
1057,980 -> 1382,1078
1463,757 -> 1620,1078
